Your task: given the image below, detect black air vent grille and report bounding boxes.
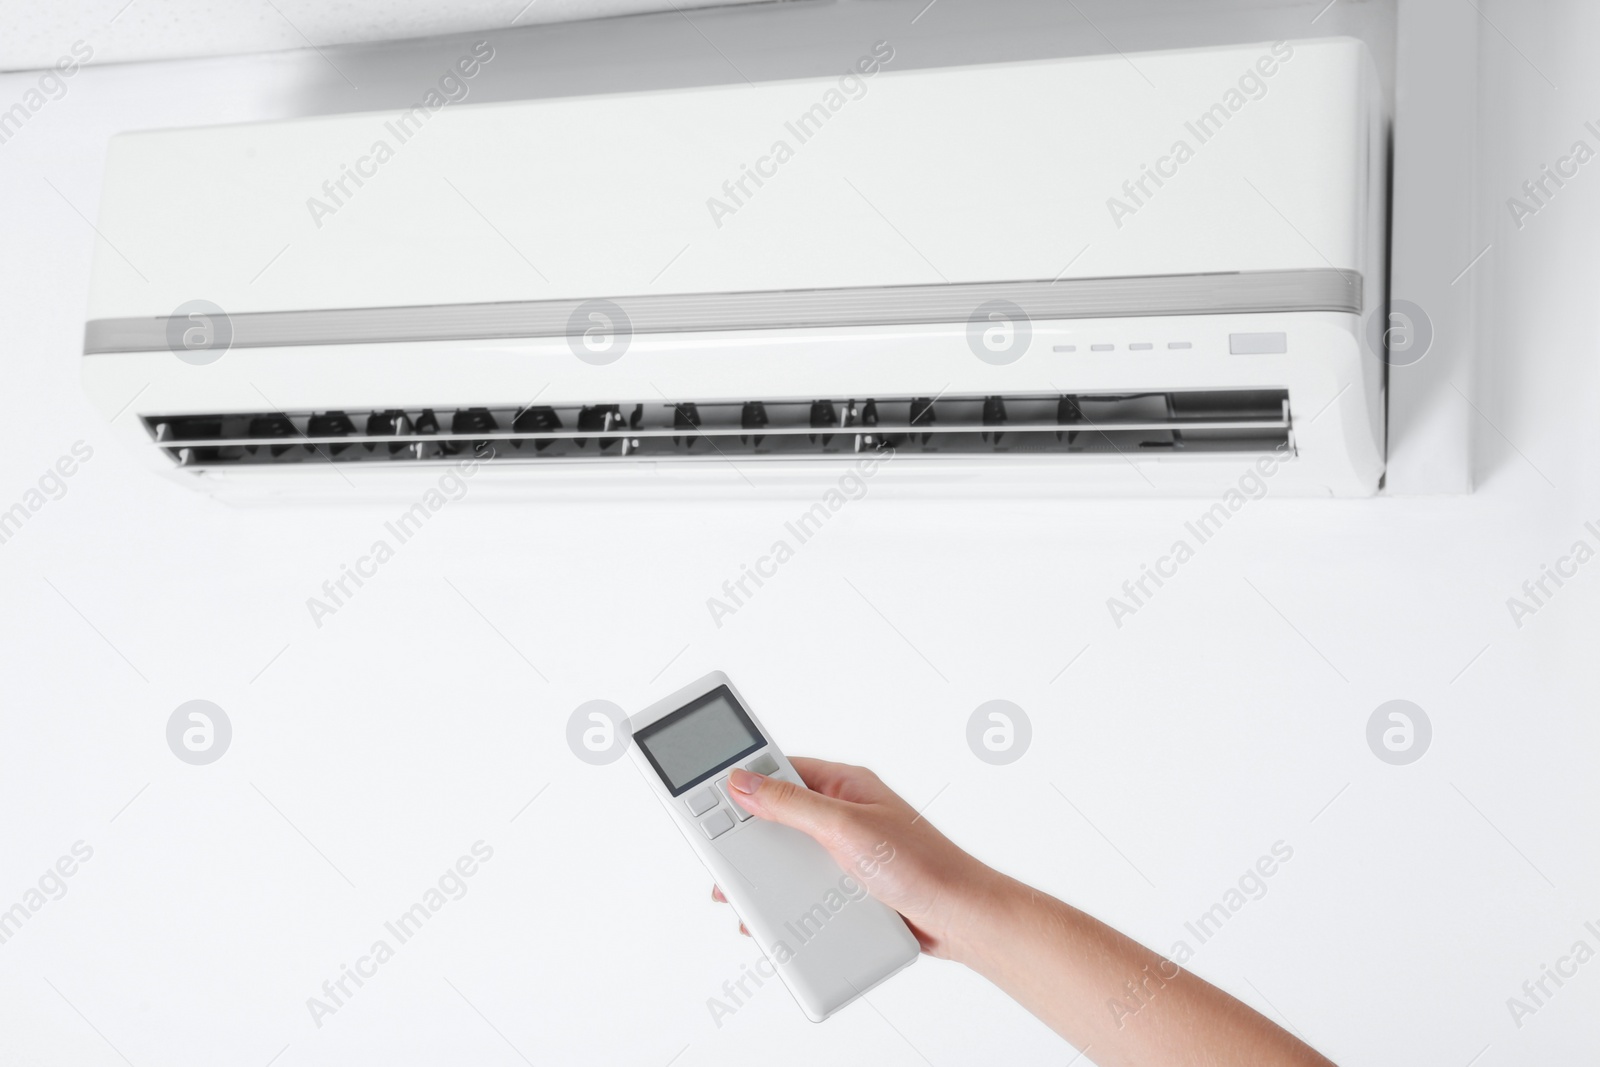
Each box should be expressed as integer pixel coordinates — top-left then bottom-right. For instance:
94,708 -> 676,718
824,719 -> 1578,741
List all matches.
143,390 -> 1291,469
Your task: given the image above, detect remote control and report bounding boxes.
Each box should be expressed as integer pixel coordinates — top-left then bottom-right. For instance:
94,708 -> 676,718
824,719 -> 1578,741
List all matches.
629,671 -> 920,1021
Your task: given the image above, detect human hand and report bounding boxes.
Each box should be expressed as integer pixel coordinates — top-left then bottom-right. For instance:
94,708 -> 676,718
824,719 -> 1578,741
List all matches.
710,757 -> 998,958
710,756 -> 1335,1066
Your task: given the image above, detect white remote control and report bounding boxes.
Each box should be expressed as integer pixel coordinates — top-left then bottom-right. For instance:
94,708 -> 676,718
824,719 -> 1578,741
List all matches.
629,671 -> 920,1021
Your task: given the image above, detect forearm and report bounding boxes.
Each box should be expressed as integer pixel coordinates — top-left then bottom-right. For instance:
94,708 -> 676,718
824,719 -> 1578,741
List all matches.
947,871 -> 1334,1067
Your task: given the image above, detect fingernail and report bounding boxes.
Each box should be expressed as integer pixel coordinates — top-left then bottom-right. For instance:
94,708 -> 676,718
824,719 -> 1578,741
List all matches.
729,768 -> 764,794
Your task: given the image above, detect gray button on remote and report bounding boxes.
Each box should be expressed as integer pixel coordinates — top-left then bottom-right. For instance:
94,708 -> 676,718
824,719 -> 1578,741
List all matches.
746,753 -> 779,776
700,809 -> 734,839
685,787 -> 718,816
718,777 -> 754,821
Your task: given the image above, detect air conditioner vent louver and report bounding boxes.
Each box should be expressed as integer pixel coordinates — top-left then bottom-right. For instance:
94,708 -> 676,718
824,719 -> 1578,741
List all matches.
144,390 -> 1291,470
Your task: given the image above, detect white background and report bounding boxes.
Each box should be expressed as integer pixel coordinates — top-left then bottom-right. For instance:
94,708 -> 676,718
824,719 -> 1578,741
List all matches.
0,0 -> 773,70
1,1 -> 1597,1065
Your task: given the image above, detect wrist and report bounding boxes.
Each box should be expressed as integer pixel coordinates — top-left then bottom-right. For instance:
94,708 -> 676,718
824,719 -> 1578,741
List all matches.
931,861 -> 1017,966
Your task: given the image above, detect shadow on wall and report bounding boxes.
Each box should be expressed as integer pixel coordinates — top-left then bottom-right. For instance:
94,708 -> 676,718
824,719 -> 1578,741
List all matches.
271,0 -> 1395,120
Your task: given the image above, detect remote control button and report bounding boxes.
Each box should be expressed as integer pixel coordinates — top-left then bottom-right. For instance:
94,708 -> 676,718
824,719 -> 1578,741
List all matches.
718,777 -> 753,821
700,809 -> 734,839
685,787 -> 718,816
746,753 -> 779,776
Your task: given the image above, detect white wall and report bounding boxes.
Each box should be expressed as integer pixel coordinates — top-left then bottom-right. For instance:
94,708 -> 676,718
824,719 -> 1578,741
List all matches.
0,0 -> 775,70
1,2 -> 1595,1065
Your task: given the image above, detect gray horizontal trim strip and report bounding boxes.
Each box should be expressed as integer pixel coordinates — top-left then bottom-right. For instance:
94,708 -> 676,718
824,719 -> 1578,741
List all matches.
83,269 -> 1361,354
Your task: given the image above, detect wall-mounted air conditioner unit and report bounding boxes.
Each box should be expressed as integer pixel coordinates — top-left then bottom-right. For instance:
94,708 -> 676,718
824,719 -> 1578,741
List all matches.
81,37 -> 1387,498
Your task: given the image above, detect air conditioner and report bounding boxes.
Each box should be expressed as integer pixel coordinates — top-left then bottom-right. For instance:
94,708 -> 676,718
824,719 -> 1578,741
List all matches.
81,37 -> 1388,498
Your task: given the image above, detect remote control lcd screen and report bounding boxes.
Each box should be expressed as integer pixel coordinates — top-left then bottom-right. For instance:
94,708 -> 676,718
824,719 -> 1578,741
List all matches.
635,686 -> 764,794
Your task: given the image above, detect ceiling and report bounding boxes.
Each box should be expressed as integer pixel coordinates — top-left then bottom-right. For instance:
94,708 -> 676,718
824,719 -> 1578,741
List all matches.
0,0 -> 781,71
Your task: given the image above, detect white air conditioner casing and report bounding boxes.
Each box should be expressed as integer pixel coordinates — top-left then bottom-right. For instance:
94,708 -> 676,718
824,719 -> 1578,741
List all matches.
81,37 -> 1389,498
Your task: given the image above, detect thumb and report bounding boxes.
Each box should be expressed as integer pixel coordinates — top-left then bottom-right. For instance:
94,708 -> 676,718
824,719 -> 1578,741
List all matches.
729,768 -> 844,842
